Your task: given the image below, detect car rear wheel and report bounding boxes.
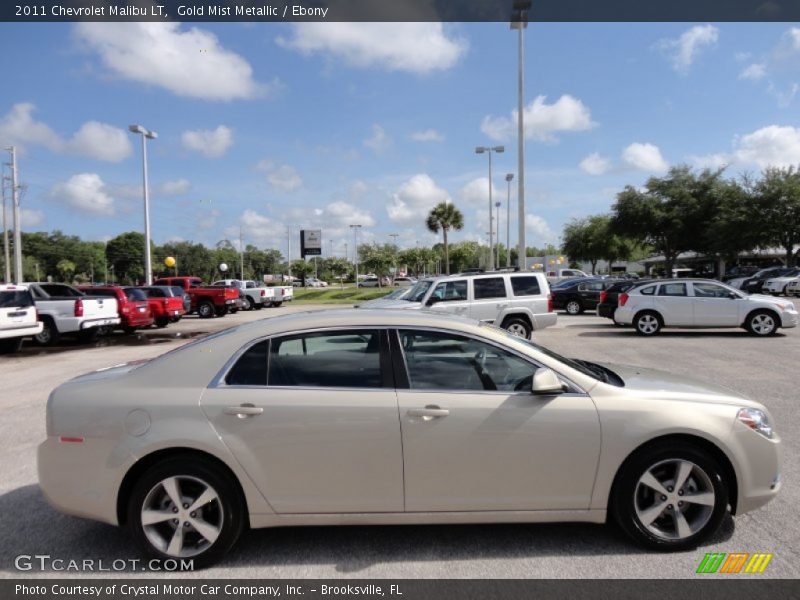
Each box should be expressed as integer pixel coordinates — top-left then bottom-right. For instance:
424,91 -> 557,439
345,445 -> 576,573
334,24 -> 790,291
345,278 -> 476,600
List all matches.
612,441 -> 728,551
33,318 -> 59,346
565,299 -> 583,315
501,317 -> 532,339
746,310 -> 778,336
197,301 -> 215,319
271,301 -> 283,308
634,311 -> 662,336
128,457 -> 244,569
243,297 -> 254,311
215,306 -> 229,317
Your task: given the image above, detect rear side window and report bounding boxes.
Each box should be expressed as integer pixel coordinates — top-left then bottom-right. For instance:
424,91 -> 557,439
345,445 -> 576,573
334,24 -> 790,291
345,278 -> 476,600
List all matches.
0,291 -> 33,308
510,276 -> 542,296
125,288 -> 147,301
658,283 -> 688,297
144,288 -> 166,298
226,341 -> 268,386
40,284 -> 80,297
473,277 -> 507,299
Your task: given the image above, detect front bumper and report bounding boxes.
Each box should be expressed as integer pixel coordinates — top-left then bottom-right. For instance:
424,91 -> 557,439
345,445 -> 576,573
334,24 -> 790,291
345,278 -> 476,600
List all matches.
729,425 -> 782,515
780,310 -> 799,329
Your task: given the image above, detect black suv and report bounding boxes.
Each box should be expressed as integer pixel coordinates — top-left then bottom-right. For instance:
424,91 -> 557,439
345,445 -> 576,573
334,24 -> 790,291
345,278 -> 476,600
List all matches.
551,277 -> 619,315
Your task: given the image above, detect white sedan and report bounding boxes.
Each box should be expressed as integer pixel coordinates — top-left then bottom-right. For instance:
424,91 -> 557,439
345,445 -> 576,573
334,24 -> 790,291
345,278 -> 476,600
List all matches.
762,273 -> 800,296
615,279 -> 798,336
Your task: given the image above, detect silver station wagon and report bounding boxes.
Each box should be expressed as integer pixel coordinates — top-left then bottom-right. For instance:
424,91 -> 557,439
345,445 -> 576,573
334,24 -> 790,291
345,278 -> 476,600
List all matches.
39,309 -> 780,567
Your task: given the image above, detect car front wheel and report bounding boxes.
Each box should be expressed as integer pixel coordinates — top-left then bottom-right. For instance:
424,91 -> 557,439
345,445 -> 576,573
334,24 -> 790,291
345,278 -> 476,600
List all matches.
746,310 -> 778,336
565,299 -> 583,315
501,316 -> 532,339
634,311 -> 662,336
612,441 -> 728,551
197,302 -> 215,319
128,457 -> 244,569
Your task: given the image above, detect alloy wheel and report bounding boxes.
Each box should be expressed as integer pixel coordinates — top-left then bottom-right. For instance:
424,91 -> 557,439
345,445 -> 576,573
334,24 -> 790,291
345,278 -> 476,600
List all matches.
566,301 -> 581,315
506,323 -> 529,337
636,314 -> 660,335
750,313 -> 776,335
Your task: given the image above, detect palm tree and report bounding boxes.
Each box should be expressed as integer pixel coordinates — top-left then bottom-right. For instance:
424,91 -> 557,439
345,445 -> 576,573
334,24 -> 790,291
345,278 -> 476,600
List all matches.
426,202 -> 464,275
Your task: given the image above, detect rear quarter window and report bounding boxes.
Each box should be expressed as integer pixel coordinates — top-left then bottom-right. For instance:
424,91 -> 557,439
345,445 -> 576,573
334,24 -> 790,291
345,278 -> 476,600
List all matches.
509,276 -> 542,296
639,285 -> 657,295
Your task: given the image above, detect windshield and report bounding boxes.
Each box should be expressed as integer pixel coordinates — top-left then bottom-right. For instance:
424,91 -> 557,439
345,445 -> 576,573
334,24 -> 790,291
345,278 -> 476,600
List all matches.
405,280 -> 433,302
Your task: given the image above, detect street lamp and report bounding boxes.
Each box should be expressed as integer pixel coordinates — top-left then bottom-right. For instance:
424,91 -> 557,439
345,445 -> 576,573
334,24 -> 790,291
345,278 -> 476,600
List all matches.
495,201 -> 502,270
475,145 -> 505,270
511,1 -> 531,270
505,173 -> 514,267
128,124 -> 157,285
350,224 -> 362,285
389,233 -> 399,279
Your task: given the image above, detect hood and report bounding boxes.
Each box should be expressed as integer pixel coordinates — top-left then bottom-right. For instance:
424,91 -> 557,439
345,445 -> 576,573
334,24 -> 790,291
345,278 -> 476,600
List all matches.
745,294 -> 795,309
598,362 -> 762,408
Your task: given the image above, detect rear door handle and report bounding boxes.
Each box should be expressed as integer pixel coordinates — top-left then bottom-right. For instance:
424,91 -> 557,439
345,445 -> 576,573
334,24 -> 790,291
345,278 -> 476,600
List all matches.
497,303 -> 508,309
224,404 -> 263,417
407,406 -> 450,419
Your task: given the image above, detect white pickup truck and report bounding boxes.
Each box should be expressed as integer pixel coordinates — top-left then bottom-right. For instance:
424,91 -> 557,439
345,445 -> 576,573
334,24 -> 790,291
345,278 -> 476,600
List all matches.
546,268 -> 588,285
211,279 -> 276,310
27,282 -> 120,345
0,284 -> 43,353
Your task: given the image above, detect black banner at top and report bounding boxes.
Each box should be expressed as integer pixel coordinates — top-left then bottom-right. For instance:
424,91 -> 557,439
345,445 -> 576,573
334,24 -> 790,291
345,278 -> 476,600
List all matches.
4,0 -> 800,23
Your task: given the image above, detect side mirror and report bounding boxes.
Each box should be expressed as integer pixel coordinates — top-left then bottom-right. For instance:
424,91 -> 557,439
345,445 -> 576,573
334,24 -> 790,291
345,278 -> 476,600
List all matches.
531,367 -> 566,395
426,296 -> 440,306
728,292 -> 738,299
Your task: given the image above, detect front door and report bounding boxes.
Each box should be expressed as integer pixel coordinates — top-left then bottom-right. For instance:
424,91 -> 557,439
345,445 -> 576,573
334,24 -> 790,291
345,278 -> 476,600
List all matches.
427,279 -> 470,318
200,329 -> 404,514
395,328 -> 601,512
690,281 -> 742,326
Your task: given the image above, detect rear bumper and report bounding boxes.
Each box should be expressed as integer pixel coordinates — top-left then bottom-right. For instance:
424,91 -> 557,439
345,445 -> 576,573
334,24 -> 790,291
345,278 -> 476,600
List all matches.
79,317 -> 121,330
531,312 -> 558,330
597,304 -> 616,319
0,322 -> 42,339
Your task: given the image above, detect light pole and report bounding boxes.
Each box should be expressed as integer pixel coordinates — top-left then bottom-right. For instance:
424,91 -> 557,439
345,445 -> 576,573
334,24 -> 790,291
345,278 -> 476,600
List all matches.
495,201 -> 502,270
350,224 -> 362,286
128,125 -> 157,285
475,145 -> 505,271
505,173 -> 514,267
389,233 -> 399,279
511,1 -> 531,270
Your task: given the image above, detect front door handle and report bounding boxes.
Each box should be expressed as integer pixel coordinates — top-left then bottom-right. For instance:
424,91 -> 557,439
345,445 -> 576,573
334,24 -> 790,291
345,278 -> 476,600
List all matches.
407,405 -> 450,419
224,404 -> 263,417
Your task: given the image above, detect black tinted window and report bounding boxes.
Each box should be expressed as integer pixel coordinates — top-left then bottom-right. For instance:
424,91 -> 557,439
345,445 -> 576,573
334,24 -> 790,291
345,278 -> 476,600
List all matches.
0,291 -> 33,308
40,284 -> 80,297
268,330 -> 382,388
143,287 -> 166,298
226,341 -> 268,386
125,288 -> 147,301
510,276 -> 541,296
473,277 -> 507,299
90,290 -> 118,299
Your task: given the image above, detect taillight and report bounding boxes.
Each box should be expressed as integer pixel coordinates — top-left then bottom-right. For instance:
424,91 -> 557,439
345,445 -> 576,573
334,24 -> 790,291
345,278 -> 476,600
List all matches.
599,291 -> 607,304
74,298 -> 83,317
260,290 -> 266,297
547,293 -> 553,313
619,292 -> 629,307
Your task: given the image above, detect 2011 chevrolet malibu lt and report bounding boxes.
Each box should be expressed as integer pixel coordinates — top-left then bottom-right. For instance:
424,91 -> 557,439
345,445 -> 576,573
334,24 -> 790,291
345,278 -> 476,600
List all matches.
38,309 -> 781,567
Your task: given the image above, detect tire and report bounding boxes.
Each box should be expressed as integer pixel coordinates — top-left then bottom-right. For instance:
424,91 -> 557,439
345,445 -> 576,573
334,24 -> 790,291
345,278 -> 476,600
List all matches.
155,317 -> 170,328
243,297 -> 254,311
271,301 -> 283,308
501,316 -> 532,339
253,303 -> 263,311
197,302 -> 215,319
215,306 -> 229,317
565,299 -> 583,315
746,310 -> 778,336
612,441 -> 729,551
127,456 -> 244,569
33,318 -> 60,346
634,311 -> 662,336
0,337 -> 23,354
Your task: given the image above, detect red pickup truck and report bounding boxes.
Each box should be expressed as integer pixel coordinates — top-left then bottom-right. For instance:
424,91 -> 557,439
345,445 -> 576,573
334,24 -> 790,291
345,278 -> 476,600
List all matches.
77,285 -> 154,333
152,276 -> 240,318
133,286 -> 187,328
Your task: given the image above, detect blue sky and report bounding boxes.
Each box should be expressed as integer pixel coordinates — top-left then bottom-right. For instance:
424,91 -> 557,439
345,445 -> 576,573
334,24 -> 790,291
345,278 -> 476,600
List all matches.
1,22 -> 799,260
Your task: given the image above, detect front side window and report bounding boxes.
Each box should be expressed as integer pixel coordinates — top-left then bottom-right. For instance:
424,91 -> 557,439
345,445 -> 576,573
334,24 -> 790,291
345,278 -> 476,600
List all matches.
510,276 -> 541,296
268,330 -> 382,388
431,280 -> 468,302
578,282 -> 604,292
693,282 -> 732,298
658,283 -> 688,297
399,329 -> 538,392
473,277 -> 507,299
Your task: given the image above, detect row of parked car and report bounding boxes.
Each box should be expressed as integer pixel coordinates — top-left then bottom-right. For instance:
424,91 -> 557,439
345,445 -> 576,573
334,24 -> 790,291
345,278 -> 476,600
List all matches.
0,276 -> 294,354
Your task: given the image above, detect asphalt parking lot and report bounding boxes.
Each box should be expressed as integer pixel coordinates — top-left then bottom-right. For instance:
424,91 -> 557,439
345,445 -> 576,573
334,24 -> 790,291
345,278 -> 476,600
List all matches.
1,303 -> 798,579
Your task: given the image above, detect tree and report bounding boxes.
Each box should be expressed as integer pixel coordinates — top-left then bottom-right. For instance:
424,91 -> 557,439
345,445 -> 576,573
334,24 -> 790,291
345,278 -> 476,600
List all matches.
358,243 -> 395,285
56,259 -> 76,282
562,215 -> 614,275
448,241 -> 482,273
751,167 -> 800,264
106,231 -> 147,284
426,202 -> 464,275
612,166 -> 724,275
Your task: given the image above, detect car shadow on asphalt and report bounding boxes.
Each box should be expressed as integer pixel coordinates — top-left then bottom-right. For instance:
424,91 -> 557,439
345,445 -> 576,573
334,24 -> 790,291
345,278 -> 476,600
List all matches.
576,330 -> 788,339
0,485 -> 735,574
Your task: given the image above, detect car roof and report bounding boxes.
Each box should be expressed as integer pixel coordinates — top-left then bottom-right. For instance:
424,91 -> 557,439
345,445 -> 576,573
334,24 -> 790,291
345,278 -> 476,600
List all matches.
0,284 -> 31,291
421,271 -> 546,283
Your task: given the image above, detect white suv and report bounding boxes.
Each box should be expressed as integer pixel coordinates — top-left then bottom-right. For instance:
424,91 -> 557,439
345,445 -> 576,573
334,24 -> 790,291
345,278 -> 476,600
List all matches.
368,271 -> 556,338
0,284 -> 43,353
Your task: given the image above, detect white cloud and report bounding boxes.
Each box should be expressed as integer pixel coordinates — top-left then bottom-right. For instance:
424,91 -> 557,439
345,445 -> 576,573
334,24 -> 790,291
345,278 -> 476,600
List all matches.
0,103 -> 132,162
197,209 -> 220,232
411,129 -> 445,142
158,179 -> 191,195
20,209 -> 45,228
734,125 -> 800,168
459,177 -> 502,208
256,160 -> 303,192
74,22 -> 269,101
276,23 -> 467,74
686,153 -> 731,169
386,174 -> 451,226
525,214 -> 556,244
481,95 -> 596,142
739,63 -> 767,82
286,201 -> 376,238
622,143 -> 669,173
579,152 -> 612,175
767,81 -> 799,107
51,173 -> 115,216
657,24 -> 719,74
235,209 -> 285,248
363,124 -> 391,153
181,126 -> 233,158
66,121 -> 132,162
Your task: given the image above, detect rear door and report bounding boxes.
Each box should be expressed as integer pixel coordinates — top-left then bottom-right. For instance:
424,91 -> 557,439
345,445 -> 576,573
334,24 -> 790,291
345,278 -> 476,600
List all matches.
469,276 -> 509,323
654,282 -> 693,326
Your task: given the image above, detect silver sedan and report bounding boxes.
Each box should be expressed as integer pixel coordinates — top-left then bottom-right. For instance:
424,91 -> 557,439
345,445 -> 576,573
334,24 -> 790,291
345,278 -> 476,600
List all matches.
38,309 -> 781,567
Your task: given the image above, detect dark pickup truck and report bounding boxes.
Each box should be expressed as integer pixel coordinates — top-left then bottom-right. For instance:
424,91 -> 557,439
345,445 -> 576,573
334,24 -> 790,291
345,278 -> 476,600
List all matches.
152,276 -> 241,318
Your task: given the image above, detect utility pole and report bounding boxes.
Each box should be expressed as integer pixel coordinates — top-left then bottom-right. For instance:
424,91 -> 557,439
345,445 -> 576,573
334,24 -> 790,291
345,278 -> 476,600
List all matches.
286,226 -> 291,279
8,147 -> 22,283
389,233 -> 399,278
511,2 -> 531,270
350,224 -> 362,286
239,226 -> 245,280
505,173 -> 514,268
1,167 -> 10,283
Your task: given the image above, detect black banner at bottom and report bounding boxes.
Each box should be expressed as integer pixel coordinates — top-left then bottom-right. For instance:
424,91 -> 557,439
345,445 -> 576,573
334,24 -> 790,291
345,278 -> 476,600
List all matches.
4,580 -> 800,600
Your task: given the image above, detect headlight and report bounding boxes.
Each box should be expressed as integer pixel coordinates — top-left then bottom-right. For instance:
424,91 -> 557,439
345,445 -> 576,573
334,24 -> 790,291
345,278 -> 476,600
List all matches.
737,408 -> 774,439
